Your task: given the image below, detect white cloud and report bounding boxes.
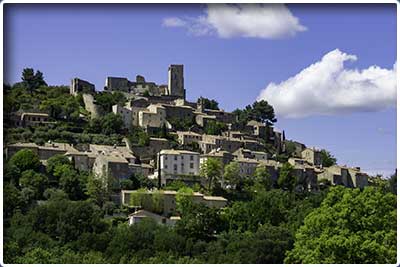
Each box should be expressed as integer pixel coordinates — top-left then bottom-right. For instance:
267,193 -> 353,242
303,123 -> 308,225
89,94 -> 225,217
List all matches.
257,49 -> 397,118
162,4 -> 306,39
162,17 -> 187,27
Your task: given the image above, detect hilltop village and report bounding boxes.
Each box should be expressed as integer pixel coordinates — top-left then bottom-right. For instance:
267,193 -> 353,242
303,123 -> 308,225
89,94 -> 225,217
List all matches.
3,65 -> 396,264
5,64 -> 369,224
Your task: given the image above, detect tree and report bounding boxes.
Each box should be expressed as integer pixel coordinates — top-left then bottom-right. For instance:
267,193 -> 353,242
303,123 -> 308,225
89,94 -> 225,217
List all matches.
175,186 -> 194,214
253,165 -> 272,192
198,97 -> 219,110
94,91 -> 126,112
388,170 -> 397,195
223,162 -> 241,189
86,174 -> 110,207
59,166 -> 86,200
204,121 -> 227,135
277,163 -> 296,192
21,68 -> 47,94
320,149 -> 337,167
250,100 -> 277,126
8,149 -> 41,175
19,170 -> 49,199
176,202 -> 224,241
285,186 -> 397,264
46,155 -> 72,176
200,158 -> 223,191
101,113 -> 124,135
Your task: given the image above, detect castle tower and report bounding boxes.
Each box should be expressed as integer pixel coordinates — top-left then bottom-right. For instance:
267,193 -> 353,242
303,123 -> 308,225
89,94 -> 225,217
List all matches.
168,64 -> 185,98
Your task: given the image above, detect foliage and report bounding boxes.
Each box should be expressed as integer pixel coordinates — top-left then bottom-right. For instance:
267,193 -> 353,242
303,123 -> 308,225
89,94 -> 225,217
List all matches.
94,91 -> 127,112
198,97 -> 219,110
285,186 -> 397,263
127,127 -> 150,146
233,100 -> 277,128
8,149 -> 41,179
223,162 -> 241,189
204,121 -> 227,135
320,149 -> 337,167
200,158 -> 223,191
19,170 -> 49,199
277,163 -> 296,191
21,68 -> 47,94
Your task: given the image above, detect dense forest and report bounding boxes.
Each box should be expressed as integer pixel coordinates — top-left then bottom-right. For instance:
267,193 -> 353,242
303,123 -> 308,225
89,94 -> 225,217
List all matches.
3,69 -> 397,264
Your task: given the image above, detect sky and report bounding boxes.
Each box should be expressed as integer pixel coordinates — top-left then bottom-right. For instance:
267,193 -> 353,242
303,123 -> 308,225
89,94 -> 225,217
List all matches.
4,4 -> 397,177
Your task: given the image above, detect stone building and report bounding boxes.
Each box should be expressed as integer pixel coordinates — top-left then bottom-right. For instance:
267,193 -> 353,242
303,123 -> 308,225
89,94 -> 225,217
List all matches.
200,149 -> 234,166
112,104 -> 133,129
121,189 -> 227,216
130,137 -> 171,162
138,104 -> 171,129
176,131 -> 202,145
105,75 -> 162,96
301,147 -> 322,166
5,142 -> 78,161
168,64 -> 185,98
19,112 -> 53,128
203,109 -> 236,124
70,78 -> 95,95
163,104 -> 195,123
318,165 -> 368,189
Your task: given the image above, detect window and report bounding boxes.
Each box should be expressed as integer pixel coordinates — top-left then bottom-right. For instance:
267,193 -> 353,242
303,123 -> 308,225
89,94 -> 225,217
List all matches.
174,155 -> 178,161
173,164 -> 177,171
190,155 -> 194,161
190,162 -> 194,169
164,165 -> 168,169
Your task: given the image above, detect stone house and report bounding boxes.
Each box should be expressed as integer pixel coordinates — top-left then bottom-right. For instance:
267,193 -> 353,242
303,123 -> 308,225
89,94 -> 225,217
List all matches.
203,109 -> 236,124
200,149 -> 234,167
121,189 -> 227,216
130,137 -> 171,162
176,131 -> 202,145
318,165 -> 368,189
20,112 -> 53,128
112,104 -> 133,129
301,147 -> 322,166
138,104 -> 171,129
195,113 -> 217,127
5,142 -> 78,161
128,209 -> 180,226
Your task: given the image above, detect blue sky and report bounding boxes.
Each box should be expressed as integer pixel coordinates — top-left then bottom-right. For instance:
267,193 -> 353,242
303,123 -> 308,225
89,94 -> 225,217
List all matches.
4,4 -> 397,177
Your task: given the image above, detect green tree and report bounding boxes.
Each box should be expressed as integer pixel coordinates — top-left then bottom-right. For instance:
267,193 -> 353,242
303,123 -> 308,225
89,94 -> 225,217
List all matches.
285,186 -> 397,264
176,202 -> 224,241
46,154 -> 72,176
8,149 -> 41,175
204,121 -> 227,135
320,149 -> 337,167
19,170 -> 49,199
250,100 -> 277,126
175,186 -> 194,214
101,113 -> 124,135
198,97 -> 219,110
200,158 -> 223,191
86,174 -> 110,207
253,165 -> 272,192
277,163 -> 296,192
388,170 -> 396,195
21,68 -> 47,94
223,162 -> 241,189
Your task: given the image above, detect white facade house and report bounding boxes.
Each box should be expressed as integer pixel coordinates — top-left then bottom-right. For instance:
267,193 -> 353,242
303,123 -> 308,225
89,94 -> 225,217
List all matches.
157,149 -> 200,185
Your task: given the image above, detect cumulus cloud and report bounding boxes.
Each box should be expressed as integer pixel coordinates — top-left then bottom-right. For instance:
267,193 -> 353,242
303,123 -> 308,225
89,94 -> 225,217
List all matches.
162,4 -> 306,39
257,49 -> 397,118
